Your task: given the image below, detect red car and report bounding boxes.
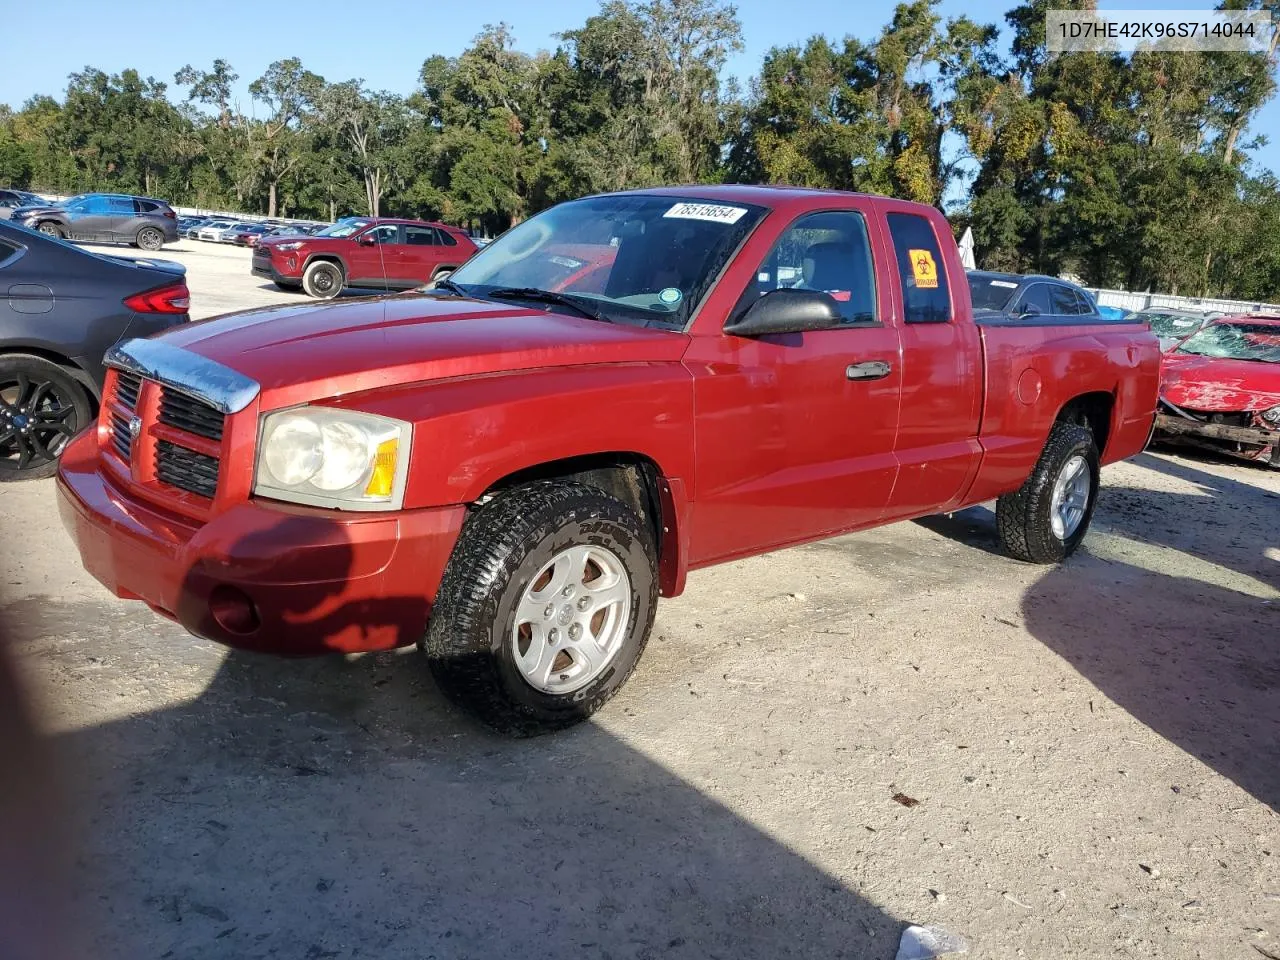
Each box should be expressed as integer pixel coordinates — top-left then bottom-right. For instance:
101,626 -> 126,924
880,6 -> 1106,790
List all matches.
56,185 -> 1159,733
253,216 -> 477,299
1154,314 -> 1280,466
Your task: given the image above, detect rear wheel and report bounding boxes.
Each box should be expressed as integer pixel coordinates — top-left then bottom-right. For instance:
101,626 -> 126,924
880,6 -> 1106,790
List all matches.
423,480 -> 658,735
0,355 -> 92,482
996,421 -> 1100,563
136,226 -> 164,251
302,260 -> 343,299
36,222 -> 62,239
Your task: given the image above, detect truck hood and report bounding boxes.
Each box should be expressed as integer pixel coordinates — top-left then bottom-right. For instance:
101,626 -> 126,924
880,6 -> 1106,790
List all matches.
1161,353 -> 1280,411
154,293 -> 688,403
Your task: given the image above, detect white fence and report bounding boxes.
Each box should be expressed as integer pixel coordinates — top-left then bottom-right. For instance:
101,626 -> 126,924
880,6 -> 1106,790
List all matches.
1087,287 -> 1280,315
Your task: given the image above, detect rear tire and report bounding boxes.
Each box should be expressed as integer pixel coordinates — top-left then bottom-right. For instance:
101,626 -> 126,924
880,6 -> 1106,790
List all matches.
136,227 -> 164,251
302,260 -> 343,299
36,222 -> 62,239
0,354 -> 92,482
996,422 -> 1100,563
423,480 -> 658,736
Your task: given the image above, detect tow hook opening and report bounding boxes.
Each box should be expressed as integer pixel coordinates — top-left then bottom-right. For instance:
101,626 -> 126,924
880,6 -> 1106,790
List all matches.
209,584 -> 261,635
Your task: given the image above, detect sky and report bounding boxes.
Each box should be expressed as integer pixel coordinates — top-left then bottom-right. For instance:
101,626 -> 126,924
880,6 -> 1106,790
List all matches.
6,0 -> 1279,178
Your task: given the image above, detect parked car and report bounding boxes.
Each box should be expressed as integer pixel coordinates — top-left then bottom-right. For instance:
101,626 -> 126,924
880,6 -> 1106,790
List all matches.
0,219 -> 190,480
1129,307 -> 1215,351
966,271 -> 1105,320
1154,314 -> 1280,466
0,189 -> 48,220
197,219 -> 240,242
57,185 -> 1160,733
180,217 -> 212,239
253,217 -> 478,297
227,223 -> 271,246
12,193 -> 179,250
1096,304 -> 1128,321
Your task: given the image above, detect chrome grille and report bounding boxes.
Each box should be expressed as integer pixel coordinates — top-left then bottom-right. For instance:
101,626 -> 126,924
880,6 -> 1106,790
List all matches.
115,371 -> 142,409
155,440 -> 219,498
158,388 -> 225,441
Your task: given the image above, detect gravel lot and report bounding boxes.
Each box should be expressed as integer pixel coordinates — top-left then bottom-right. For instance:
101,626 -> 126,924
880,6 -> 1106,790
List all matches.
1,238 -> 1277,959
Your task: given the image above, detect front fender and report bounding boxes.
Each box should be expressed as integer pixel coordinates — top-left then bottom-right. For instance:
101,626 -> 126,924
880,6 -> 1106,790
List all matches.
320,362 -> 697,510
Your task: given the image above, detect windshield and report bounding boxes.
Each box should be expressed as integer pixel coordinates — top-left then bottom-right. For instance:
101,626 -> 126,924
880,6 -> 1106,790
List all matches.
1144,312 -> 1205,337
967,275 -> 1019,311
1177,321 -> 1280,363
448,194 -> 766,327
315,218 -> 370,238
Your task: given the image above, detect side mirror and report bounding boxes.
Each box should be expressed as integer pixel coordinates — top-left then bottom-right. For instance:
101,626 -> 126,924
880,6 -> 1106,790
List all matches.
1018,303 -> 1041,318
357,233 -> 377,246
724,289 -> 843,338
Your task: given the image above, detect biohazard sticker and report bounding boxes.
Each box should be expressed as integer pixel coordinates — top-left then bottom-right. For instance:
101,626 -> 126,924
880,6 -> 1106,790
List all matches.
908,249 -> 939,289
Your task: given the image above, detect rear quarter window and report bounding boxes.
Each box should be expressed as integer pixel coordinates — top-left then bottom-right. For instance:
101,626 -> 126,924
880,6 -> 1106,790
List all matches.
886,212 -> 951,323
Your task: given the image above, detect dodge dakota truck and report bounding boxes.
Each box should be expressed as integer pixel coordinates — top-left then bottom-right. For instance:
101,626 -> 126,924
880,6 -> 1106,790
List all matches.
57,186 -> 1161,734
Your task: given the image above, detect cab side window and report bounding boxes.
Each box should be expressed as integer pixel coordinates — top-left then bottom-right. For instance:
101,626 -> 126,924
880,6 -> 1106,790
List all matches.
737,210 -> 877,325
363,225 -> 399,244
886,212 -> 951,323
1017,284 -> 1053,317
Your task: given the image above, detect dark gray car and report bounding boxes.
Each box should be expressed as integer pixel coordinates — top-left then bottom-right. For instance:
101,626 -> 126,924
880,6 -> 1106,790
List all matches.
0,219 -> 190,479
967,271 -> 1104,321
11,193 -> 180,250
0,189 -> 48,220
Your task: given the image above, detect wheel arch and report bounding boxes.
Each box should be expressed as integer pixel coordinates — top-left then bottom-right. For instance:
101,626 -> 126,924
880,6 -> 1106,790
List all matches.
0,345 -> 100,407
302,252 -> 347,278
478,451 -> 689,598
1055,390 -> 1114,457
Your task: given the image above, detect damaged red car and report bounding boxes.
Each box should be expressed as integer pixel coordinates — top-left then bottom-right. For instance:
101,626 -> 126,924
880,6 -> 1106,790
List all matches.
1155,314 -> 1280,467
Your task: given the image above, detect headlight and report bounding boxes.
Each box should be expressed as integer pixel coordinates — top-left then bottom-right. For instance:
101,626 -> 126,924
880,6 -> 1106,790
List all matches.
1262,405 -> 1280,424
254,407 -> 411,510
275,241 -> 304,251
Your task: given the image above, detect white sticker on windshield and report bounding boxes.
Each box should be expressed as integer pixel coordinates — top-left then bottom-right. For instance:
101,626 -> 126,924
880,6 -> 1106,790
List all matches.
1172,318 -> 1195,327
990,280 -> 1018,288
550,255 -> 583,269
664,202 -> 748,224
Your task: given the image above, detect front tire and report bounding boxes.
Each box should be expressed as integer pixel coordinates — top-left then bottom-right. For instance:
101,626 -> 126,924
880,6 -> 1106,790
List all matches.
302,260 -> 343,299
136,227 -> 164,251
996,421 -> 1100,563
36,222 -> 62,239
424,480 -> 659,735
0,354 -> 93,481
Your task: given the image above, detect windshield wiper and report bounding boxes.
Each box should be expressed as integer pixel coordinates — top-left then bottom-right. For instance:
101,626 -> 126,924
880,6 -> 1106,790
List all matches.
432,278 -> 470,297
485,287 -> 607,323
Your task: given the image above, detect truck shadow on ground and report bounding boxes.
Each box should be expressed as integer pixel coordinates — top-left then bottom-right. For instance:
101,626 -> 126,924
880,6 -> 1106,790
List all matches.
920,449 -> 1279,812
4,512 -> 906,959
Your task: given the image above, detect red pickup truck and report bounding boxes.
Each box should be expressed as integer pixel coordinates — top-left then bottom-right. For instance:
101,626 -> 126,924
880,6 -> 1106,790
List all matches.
253,217 -> 477,299
58,186 -> 1160,734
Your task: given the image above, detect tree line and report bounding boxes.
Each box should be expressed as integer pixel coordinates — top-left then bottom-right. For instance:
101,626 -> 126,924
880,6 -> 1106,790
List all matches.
1,0 -> 1278,299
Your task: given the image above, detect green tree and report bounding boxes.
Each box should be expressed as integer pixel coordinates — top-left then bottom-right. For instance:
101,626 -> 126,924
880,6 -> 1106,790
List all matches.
248,58 -> 323,216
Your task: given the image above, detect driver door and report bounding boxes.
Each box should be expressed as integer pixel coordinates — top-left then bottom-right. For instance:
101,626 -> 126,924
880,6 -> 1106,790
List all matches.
349,224 -> 399,287
63,197 -> 104,240
686,206 -> 903,565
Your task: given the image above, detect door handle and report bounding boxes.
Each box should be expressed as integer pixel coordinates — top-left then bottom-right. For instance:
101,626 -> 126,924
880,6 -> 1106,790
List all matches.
846,361 -> 892,381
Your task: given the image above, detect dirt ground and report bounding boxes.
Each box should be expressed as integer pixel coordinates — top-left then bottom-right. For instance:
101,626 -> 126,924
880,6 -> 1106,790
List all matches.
0,239 -> 1277,960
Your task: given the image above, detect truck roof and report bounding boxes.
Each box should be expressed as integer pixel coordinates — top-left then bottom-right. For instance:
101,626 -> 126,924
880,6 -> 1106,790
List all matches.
613,183 -> 940,213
